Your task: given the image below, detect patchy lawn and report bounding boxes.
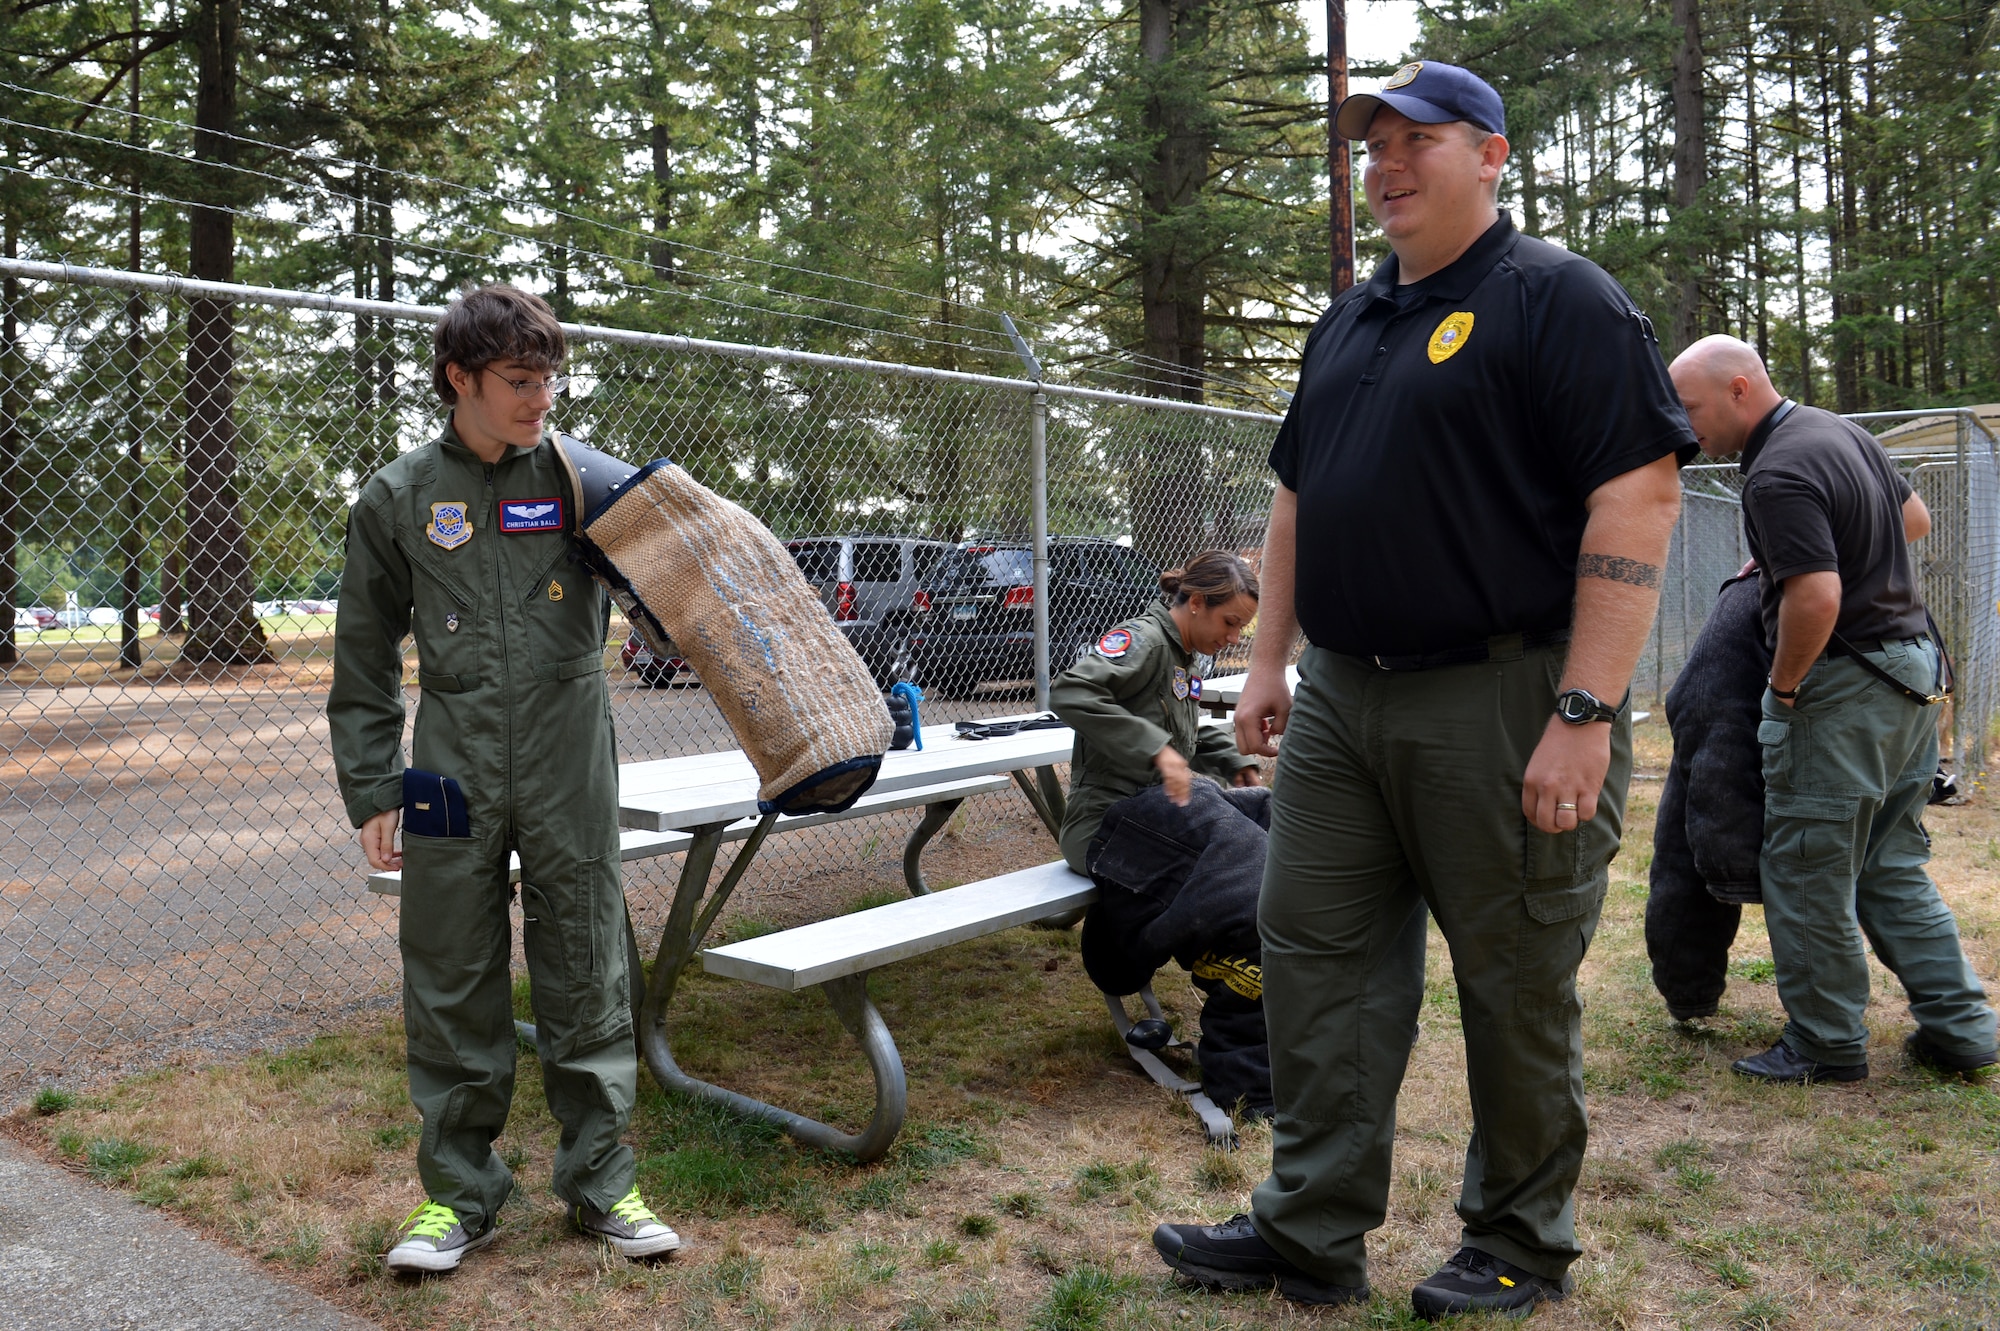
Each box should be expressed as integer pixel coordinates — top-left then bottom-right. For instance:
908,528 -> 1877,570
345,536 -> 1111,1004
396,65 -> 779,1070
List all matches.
10,716 -> 2000,1329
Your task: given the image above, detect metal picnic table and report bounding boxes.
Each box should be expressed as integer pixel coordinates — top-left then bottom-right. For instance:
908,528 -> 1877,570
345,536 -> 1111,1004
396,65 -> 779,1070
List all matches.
620,720 -> 1074,1155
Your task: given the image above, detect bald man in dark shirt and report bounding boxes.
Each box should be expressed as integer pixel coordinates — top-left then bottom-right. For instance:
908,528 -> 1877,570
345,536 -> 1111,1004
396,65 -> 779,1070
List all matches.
1669,335 -> 1995,1085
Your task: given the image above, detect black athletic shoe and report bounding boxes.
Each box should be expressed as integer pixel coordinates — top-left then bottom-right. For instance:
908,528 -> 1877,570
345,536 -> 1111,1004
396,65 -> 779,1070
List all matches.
1731,1040 -> 1867,1084
1906,1031 -> 1998,1077
1152,1213 -> 1368,1306
1411,1247 -> 1570,1320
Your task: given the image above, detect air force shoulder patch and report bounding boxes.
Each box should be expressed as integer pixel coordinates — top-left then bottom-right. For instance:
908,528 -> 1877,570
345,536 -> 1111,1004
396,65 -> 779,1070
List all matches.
427,502 -> 473,549
1097,628 -> 1133,659
499,497 -> 565,533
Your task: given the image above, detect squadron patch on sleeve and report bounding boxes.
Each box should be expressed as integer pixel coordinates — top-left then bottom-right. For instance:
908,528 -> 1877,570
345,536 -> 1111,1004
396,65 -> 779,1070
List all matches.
1096,628 -> 1132,659
427,502 -> 473,550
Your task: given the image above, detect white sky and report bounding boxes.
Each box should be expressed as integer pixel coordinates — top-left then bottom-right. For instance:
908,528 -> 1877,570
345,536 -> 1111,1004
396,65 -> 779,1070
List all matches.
1297,0 -> 1425,92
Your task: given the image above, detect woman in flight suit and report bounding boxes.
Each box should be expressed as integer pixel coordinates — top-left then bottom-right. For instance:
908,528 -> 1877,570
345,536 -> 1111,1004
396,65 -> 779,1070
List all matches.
1050,550 -> 1263,873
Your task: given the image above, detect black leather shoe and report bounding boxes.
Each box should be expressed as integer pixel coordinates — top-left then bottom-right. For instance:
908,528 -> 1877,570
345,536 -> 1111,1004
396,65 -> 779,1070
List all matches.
1152,1213 -> 1368,1306
1411,1247 -> 1569,1320
1906,1030 -> 1998,1076
1731,1040 -> 1867,1084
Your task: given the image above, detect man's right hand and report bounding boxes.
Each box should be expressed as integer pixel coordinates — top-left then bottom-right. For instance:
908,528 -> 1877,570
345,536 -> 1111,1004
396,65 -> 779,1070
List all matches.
1233,666 -> 1292,758
361,808 -> 403,872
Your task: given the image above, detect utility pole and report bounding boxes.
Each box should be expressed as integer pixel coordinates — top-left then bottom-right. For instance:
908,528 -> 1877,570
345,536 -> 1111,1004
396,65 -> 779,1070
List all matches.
1326,0 -> 1353,296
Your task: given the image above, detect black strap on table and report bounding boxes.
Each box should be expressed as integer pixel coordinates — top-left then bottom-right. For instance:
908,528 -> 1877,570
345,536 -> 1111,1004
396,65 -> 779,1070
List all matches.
954,714 -> 1065,740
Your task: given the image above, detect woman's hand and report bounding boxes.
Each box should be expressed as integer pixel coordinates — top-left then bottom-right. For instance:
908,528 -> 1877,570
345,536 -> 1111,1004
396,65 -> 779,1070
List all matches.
1154,745 -> 1192,806
1233,766 -> 1262,788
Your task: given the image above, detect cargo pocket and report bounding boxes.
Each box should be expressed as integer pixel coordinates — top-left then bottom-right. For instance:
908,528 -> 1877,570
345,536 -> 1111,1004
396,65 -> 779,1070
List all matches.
519,854 -> 624,1059
1518,809 -> 1607,1014
1758,716 -> 1793,785
1764,790 -> 1859,873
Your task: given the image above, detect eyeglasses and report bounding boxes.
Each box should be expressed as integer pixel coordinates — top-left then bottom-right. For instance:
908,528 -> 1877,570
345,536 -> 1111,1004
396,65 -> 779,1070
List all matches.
482,367 -> 569,399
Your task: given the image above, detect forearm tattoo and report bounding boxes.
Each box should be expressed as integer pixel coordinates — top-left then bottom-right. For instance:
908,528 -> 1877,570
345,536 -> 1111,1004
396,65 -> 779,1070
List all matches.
1578,553 -> 1662,589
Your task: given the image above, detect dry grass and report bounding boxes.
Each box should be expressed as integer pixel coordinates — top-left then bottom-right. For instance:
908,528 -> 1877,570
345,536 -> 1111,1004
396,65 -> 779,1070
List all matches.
11,714 -> 2000,1329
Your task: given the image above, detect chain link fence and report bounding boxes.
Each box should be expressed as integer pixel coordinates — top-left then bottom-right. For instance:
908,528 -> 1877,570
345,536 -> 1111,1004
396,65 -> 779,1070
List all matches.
0,261 -> 1278,1094
5,260 -> 1997,1094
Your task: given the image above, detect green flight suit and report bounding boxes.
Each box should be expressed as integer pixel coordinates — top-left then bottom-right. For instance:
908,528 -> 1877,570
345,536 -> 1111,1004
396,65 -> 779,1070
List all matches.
1050,599 -> 1259,872
328,421 -> 637,1228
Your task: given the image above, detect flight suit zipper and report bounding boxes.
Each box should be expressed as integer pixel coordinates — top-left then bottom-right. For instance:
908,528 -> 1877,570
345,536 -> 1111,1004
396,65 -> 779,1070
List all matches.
485,461 -> 514,830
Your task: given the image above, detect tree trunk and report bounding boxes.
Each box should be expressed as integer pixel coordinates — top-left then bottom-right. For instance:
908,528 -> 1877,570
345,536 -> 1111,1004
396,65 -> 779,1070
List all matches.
1324,0 -> 1352,295
1138,0 -> 1209,403
650,120 -> 674,279
181,0 -> 270,666
1831,40 -> 1860,413
1131,0 -> 1211,565
1668,0 -> 1705,352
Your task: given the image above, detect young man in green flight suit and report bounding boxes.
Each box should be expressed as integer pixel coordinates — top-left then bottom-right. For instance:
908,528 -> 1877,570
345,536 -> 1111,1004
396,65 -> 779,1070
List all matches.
329,284 -> 680,1273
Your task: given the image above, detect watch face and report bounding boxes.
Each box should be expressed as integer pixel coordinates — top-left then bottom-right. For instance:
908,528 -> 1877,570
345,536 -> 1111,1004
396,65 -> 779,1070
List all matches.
1558,694 -> 1586,721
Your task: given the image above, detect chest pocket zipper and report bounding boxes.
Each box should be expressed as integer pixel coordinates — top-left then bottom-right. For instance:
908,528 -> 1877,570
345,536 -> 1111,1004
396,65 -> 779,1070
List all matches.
392,531 -> 478,611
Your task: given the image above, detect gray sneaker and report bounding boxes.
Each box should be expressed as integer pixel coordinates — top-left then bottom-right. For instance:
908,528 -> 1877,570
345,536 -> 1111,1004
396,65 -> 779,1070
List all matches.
570,1185 -> 682,1259
384,1199 -> 497,1273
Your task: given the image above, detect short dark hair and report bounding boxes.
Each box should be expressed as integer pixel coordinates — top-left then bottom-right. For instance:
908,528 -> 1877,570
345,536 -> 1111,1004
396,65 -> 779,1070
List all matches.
1159,550 -> 1260,607
431,284 -> 566,405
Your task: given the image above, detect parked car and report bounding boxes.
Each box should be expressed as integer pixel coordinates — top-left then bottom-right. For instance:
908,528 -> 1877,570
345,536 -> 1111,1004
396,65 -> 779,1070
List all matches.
11,605 -> 55,631
783,535 -> 953,687
908,538 -> 1161,697
620,630 -> 692,688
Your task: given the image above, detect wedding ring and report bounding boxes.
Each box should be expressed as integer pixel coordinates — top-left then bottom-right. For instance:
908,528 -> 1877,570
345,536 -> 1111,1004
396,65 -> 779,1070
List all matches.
1556,802 -> 1578,811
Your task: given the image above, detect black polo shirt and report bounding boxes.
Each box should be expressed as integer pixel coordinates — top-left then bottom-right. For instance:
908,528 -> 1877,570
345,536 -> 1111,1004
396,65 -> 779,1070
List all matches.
1739,401 -> 1924,646
1269,215 -> 1695,657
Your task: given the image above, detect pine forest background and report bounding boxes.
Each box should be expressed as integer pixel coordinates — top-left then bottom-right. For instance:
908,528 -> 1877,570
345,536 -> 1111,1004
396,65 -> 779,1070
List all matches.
0,0 -> 1995,660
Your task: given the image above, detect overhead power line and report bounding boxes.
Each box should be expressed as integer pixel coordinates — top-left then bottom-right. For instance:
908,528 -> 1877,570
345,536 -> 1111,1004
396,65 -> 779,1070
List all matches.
0,79 -> 1283,406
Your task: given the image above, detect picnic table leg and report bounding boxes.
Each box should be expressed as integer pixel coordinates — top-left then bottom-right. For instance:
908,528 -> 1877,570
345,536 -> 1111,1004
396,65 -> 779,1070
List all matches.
1010,767 -> 1063,841
1013,763 -> 1083,927
633,817 -> 909,1162
901,798 -> 967,896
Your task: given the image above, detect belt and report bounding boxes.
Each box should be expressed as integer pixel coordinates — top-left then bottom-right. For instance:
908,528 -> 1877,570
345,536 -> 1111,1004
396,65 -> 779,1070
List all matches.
1353,628 -> 1572,672
1827,633 -> 1926,658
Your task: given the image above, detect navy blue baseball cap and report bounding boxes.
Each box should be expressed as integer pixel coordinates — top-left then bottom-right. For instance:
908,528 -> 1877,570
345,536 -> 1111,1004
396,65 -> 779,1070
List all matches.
1335,60 -> 1506,141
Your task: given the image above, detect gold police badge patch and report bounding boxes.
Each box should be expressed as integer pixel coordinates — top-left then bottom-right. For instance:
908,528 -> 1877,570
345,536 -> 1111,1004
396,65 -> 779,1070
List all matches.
1427,311 -> 1475,364
1384,61 -> 1423,89
427,501 -> 473,549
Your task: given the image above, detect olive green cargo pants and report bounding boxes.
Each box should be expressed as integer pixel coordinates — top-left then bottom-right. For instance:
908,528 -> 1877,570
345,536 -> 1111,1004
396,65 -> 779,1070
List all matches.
1249,641 -> 1629,1286
1757,640 -> 1995,1066
399,803 -> 639,1228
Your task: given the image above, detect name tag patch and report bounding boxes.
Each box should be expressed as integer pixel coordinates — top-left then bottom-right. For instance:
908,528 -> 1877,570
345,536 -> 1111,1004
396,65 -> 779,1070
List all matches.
499,497 -> 565,533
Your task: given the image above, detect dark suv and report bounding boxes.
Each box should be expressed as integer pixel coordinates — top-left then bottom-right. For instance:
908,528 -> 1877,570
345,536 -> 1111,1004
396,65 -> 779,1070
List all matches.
909,538 -> 1161,697
784,535 -> 953,686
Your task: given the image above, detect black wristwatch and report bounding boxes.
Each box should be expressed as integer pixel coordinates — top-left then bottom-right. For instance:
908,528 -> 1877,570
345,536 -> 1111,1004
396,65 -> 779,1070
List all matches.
1554,687 -> 1620,725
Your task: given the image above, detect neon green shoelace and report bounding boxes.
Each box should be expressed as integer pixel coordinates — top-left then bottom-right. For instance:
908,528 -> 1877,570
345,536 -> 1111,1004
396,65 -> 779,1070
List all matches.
607,1187 -> 659,1226
400,1199 -> 461,1241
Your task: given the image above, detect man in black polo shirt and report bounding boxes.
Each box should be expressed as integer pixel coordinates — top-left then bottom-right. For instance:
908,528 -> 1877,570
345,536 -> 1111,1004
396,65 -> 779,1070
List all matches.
1150,61 -> 1692,1321
1668,334 -> 1995,1085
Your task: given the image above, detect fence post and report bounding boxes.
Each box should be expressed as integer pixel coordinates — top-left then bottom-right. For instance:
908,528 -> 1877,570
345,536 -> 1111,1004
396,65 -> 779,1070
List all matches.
1002,314 -> 1053,711
1031,390 -> 1051,711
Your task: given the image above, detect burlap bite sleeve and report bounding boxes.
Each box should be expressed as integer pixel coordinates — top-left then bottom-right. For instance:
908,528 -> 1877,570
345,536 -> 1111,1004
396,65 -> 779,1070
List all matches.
556,439 -> 892,814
